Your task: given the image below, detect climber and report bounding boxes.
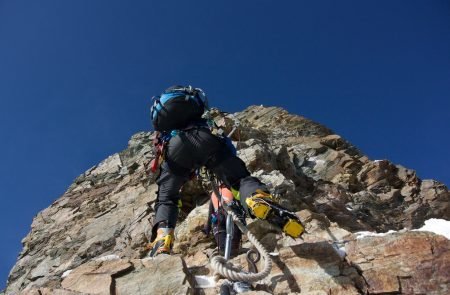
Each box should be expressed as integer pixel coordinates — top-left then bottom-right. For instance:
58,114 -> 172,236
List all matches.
147,85 -> 304,257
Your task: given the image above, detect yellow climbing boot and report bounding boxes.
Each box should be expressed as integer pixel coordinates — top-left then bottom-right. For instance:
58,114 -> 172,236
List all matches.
282,219 -> 305,238
147,228 -> 174,257
245,190 -> 273,219
246,190 -> 305,239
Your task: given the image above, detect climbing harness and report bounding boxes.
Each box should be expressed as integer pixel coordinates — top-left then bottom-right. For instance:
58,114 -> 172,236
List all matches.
149,132 -> 167,173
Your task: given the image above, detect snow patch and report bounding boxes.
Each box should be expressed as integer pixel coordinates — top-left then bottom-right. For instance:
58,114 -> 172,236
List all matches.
194,275 -> 216,288
331,243 -> 346,259
308,156 -> 325,165
62,269 -> 73,278
354,219 -> 450,240
95,254 -> 120,262
355,230 -> 398,239
415,218 -> 450,240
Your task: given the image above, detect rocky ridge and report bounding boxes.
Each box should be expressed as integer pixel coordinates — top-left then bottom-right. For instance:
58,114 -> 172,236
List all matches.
4,105 -> 449,294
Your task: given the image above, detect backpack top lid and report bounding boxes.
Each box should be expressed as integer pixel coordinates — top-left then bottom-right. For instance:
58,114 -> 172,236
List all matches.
163,85 -> 189,94
152,85 -> 209,112
150,85 -> 209,132
162,85 -> 208,107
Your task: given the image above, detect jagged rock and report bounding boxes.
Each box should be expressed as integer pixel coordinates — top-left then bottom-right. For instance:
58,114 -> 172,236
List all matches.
420,180 -> 450,217
236,106 -> 333,138
178,178 -> 210,215
116,256 -> 192,295
90,154 -> 123,176
6,135 -> 158,294
261,243 -> 365,294
306,182 -> 373,232
346,231 -> 450,295
5,105 -> 449,295
294,210 -> 352,245
238,140 -> 276,172
174,203 -> 211,255
58,256 -> 192,295
320,134 -> 350,151
252,170 -> 301,210
20,288 -> 87,295
358,160 -> 403,190
61,258 -> 132,294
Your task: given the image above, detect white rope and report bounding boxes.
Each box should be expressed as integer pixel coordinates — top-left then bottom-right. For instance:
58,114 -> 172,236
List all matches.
210,210 -> 272,283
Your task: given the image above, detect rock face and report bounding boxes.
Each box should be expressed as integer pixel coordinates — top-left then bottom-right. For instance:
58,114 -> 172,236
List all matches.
346,232 -> 450,295
60,255 -> 190,295
5,105 -> 450,294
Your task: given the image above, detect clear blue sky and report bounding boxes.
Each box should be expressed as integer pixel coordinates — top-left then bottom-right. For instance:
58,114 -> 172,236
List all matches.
0,0 -> 449,289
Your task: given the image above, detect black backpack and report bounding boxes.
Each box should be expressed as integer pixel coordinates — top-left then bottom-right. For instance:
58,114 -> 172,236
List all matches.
151,85 -> 208,132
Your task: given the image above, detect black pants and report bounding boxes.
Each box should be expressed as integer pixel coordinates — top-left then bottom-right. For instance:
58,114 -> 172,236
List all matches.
151,127 -> 267,241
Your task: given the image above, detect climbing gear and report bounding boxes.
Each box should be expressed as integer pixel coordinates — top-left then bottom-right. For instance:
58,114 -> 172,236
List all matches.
205,186 -> 242,257
246,190 -> 305,238
211,185 -> 234,209
202,108 -> 239,156
150,120 -> 213,174
246,249 -> 260,274
224,210 -> 236,260
212,210 -> 242,257
218,249 -> 258,294
147,227 -> 174,257
149,132 -> 168,173
210,207 -> 273,283
151,85 -> 208,132
220,280 -> 252,295
207,175 -> 273,283
246,190 -> 274,219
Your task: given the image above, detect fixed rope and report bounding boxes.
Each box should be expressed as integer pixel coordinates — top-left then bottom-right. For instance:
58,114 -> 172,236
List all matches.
210,209 -> 272,282
207,113 -> 272,283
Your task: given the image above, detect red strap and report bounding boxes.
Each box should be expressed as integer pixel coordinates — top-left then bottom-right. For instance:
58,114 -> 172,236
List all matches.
150,159 -> 158,173
150,143 -> 164,173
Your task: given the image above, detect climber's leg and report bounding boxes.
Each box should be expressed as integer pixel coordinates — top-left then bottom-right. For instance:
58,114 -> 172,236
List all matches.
149,128 -> 222,256
149,162 -> 190,256
208,152 -> 304,238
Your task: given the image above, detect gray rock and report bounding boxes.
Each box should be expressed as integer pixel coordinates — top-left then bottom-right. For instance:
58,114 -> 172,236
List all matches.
20,288 -> 87,295
346,231 -> 450,295
61,259 -> 133,294
238,141 -> 276,172
262,242 -> 363,294
5,106 -> 449,295
115,256 -> 192,295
